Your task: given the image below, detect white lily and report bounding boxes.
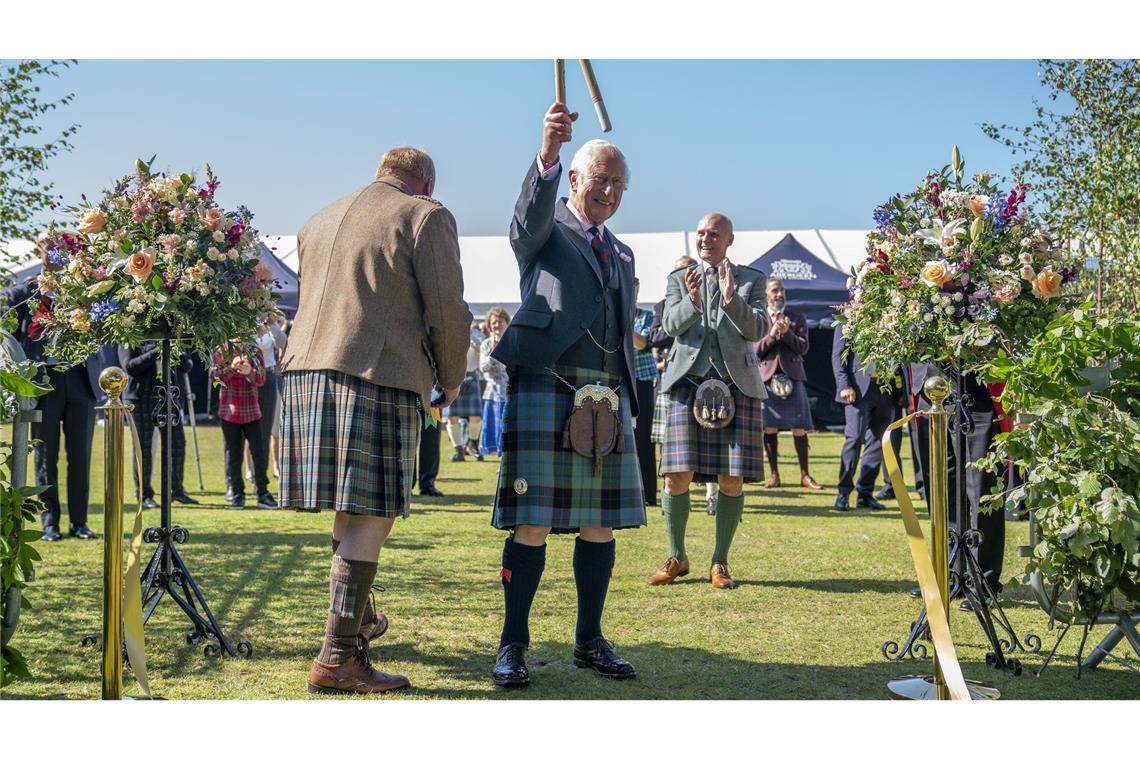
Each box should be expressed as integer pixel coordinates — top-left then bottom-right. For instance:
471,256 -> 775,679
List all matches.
916,217 -> 968,252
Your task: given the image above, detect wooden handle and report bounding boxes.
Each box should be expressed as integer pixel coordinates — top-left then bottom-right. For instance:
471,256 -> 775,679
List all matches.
579,59 -> 611,132
554,59 -> 566,104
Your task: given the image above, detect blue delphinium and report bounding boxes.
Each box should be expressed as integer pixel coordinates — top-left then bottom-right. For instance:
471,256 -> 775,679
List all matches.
89,299 -> 121,322
46,248 -> 69,267
872,203 -> 894,233
984,194 -> 1008,233
237,204 -> 254,221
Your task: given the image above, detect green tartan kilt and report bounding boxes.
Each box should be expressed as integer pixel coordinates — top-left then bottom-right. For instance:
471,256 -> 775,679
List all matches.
491,365 -> 646,533
279,369 -> 420,518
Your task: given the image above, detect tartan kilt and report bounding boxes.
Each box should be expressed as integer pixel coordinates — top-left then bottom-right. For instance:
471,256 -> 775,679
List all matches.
441,373 -> 483,418
658,380 -> 765,483
761,379 -> 814,430
492,365 -> 646,533
650,387 -> 670,444
279,369 -> 421,519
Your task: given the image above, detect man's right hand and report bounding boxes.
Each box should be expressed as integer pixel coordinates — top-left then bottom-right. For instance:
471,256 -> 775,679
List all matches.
540,102 -> 578,166
685,266 -> 703,310
442,386 -> 461,408
840,388 -> 857,404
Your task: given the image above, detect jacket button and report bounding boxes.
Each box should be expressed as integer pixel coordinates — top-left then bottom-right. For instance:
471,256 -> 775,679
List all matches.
594,295 -> 602,303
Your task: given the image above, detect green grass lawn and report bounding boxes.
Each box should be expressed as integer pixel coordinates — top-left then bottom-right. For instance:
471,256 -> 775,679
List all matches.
2,426 -> 1137,700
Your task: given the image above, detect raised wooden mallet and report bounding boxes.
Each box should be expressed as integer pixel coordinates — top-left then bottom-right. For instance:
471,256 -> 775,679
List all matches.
554,59 -> 612,133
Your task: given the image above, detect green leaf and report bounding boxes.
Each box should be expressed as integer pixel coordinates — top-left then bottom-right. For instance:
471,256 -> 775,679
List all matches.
0,371 -> 51,397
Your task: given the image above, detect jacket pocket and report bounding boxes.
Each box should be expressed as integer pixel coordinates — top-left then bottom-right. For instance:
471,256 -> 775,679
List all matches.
511,308 -> 553,329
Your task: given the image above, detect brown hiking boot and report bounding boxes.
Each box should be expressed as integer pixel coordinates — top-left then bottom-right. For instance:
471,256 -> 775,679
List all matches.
648,556 -> 690,585
358,585 -> 389,644
710,563 -> 738,590
308,640 -> 410,695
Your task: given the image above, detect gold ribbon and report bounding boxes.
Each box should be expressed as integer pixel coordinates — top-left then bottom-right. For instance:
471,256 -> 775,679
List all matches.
882,412 -> 970,700
121,412 -> 150,697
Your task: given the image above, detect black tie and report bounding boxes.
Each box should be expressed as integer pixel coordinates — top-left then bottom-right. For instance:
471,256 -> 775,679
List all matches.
587,226 -> 612,282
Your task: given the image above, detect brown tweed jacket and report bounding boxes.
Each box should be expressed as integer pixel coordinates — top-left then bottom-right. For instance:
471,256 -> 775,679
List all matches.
281,176 -> 472,407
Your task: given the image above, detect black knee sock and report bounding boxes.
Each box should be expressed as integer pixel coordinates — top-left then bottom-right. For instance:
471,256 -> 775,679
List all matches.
499,538 -> 546,649
573,537 -> 616,646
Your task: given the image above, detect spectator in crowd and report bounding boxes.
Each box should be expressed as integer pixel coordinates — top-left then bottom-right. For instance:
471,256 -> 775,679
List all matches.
632,304 -> 658,506
443,318 -> 486,462
119,341 -> 197,509
653,213 -> 768,590
479,307 -> 511,457
280,145 -> 469,694
2,232 -> 105,541
756,277 -> 821,490
830,327 -> 892,511
244,316 -> 288,482
211,341 -> 275,510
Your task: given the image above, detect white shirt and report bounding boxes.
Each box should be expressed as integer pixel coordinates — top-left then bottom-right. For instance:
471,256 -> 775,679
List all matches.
255,322 -> 288,370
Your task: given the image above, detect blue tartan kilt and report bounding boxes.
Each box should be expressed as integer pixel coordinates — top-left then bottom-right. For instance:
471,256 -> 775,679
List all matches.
658,380 -> 765,483
492,365 -> 646,533
761,379 -> 813,430
650,387 -> 670,444
279,369 -> 420,519
441,373 -> 483,418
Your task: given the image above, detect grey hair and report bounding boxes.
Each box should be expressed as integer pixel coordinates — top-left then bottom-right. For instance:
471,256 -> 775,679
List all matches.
569,139 -> 630,189
376,146 -> 436,184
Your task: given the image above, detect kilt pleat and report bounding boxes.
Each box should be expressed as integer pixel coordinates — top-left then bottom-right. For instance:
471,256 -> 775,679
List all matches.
658,380 -> 765,483
441,373 -> 483,418
492,366 -> 646,533
650,387 -> 669,444
279,369 -> 420,518
761,379 -> 813,430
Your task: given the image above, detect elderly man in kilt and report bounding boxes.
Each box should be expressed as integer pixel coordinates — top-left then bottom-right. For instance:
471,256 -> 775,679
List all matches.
280,147 -> 471,695
650,213 -> 768,590
489,102 -> 645,688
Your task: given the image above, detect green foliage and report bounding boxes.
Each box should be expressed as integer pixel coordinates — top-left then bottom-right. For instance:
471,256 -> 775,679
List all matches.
982,303 -> 1140,621
982,59 -> 1140,317
1,445 -> 49,687
0,59 -> 79,266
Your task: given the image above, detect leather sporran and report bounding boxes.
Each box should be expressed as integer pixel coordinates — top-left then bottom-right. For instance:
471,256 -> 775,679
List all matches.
692,378 -> 735,429
767,372 -> 794,399
561,384 -> 623,476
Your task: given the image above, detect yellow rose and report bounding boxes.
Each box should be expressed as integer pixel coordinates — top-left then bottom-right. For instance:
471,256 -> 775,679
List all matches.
1032,267 -> 1062,299
968,195 -> 989,217
920,260 -> 952,288
78,208 -> 107,234
124,248 -> 156,283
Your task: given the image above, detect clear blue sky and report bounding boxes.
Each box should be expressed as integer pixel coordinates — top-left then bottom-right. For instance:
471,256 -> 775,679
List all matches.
30,60 -> 1047,237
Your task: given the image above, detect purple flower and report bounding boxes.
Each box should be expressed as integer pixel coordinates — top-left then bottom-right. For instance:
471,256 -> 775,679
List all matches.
46,248 -> 69,267
984,195 -> 1008,233
89,299 -> 121,322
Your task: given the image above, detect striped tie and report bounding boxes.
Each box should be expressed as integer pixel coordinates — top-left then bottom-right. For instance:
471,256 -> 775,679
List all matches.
587,226 -> 612,281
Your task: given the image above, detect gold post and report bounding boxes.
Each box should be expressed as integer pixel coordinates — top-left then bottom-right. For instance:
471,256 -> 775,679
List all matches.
923,375 -> 952,701
98,367 -> 129,701
554,59 -> 566,105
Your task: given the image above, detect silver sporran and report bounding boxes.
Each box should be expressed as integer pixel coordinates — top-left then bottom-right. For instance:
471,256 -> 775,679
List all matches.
692,378 -> 734,429
768,372 -> 794,399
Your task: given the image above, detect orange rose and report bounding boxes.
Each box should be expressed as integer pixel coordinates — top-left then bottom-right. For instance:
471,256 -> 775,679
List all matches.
78,208 -> 107,234
968,195 -> 989,217
124,247 -> 156,283
1032,266 -> 1062,299
920,260 -> 952,288
197,207 -> 223,231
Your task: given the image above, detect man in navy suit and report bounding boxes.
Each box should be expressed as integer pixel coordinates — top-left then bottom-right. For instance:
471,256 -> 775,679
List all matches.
831,327 -> 894,511
2,240 -> 105,542
489,102 -> 644,688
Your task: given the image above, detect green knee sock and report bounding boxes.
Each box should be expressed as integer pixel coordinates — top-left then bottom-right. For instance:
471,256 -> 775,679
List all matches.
711,492 -> 745,565
660,490 -> 690,562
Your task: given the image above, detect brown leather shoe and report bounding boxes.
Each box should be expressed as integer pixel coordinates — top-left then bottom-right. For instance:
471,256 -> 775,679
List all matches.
307,643 -> 410,695
710,563 -> 738,590
764,473 -> 781,488
800,474 -> 823,490
648,556 -> 690,585
359,612 -> 389,643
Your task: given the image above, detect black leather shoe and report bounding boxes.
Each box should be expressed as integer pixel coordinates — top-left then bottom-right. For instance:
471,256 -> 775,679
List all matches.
256,492 -> 278,509
172,491 -> 199,505
42,525 -> 63,542
573,637 -> 635,679
230,495 -> 246,510
141,496 -> 159,510
224,488 -> 235,502
69,524 -> 99,540
419,484 -> 445,497
910,586 -> 922,598
857,495 -> 887,511
491,643 -> 529,687
833,494 -> 851,512
875,485 -> 895,500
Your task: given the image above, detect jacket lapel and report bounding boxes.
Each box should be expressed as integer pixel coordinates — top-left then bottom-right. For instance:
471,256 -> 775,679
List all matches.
555,200 -> 604,286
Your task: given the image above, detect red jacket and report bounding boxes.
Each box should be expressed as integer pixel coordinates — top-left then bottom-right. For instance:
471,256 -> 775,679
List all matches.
756,307 -> 809,382
211,345 -> 265,424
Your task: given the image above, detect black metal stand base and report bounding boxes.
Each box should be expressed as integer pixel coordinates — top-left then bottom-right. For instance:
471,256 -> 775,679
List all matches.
140,525 -> 252,659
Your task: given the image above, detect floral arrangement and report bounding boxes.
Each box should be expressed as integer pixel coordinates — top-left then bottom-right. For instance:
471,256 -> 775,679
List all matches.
33,157 -> 280,364
838,147 -> 1080,376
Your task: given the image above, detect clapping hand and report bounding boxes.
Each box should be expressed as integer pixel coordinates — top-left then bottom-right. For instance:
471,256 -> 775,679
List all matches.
685,266 -> 703,309
717,260 -> 736,302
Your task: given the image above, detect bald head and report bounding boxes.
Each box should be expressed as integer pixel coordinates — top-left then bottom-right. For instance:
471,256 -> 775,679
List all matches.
694,213 -> 735,266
